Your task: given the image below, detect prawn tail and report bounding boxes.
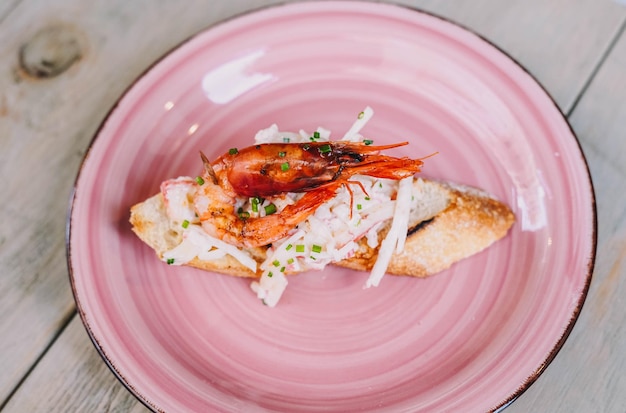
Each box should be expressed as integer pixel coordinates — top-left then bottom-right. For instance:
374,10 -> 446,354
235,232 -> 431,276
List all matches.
239,186 -> 339,248
281,186 -> 339,222
340,141 -> 409,153
347,155 -> 424,180
333,141 -> 426,179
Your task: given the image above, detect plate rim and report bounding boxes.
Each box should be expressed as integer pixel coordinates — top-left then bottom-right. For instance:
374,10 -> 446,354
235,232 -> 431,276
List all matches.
65,1 -> 598,412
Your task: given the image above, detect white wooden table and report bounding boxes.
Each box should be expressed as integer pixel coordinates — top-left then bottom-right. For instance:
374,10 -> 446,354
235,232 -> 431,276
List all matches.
1,0 -> 625,411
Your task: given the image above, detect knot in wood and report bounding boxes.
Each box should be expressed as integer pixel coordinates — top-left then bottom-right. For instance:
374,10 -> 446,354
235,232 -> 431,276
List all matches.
19,25 -> 83,78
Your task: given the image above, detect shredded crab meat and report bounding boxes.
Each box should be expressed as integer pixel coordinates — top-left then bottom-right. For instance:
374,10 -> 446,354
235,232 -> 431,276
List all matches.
161,107 -> 418,306
364,176 -> 413,288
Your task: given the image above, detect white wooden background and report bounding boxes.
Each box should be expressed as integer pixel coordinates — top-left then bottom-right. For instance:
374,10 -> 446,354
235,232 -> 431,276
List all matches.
1,0 -> 625,411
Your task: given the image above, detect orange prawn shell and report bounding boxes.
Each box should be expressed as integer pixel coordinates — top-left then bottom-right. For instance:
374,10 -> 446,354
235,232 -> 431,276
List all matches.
215,142 -> 423,198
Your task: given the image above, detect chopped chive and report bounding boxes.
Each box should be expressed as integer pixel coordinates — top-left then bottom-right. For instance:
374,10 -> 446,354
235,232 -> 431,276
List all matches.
228,147 -> 239,155
356,204 -> 362,210
267,271 -> 273,278
358,111 -> 365,119
302,143 -> 311,151
166,258 -> 175,265
237,207 -> 250,219
280,266 -> 286,273
318,144 -> 332,154
365,196 -> 371,201
264,203 -> 277,215
310,255 -> 317,260
278,151 -> 286,157
286,243 -> 293,250
287,258 -> 295,264
313,131 -> 320,139
280,162 -> 290,171
296,244 -> 305,253
312,244 -> 322,253
273,260 -> 280,267
195,176 -> 205,185
251,197 -> 260,212
363,139 -> 374,145
283,137 -> 290,143
182,219 -> 190,228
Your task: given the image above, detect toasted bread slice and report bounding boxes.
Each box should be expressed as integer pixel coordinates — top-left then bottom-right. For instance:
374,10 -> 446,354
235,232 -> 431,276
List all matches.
130,193 -> 265,278
129,179 -> 514,279
335,181 -> 515,277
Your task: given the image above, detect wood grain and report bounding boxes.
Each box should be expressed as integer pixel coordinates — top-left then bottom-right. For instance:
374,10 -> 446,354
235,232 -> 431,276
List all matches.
0,0 -> 279,407
1,317 -> 149,413
506,26 -> 626,413
0,0 -> 625,411
407,0 -> 626,112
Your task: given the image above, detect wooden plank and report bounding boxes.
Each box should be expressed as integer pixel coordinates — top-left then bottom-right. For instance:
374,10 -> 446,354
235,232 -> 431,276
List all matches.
0,0 -> 21,24
1,316 -> 148,413
0,0 -> 282,405
411,0 -> 626,112
1,0 -> 624,411
505,23 -> 626,413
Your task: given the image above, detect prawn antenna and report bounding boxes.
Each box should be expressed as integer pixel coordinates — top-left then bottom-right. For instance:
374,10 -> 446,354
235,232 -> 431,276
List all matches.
199,151 -> 218,185
420,151 -> 439,161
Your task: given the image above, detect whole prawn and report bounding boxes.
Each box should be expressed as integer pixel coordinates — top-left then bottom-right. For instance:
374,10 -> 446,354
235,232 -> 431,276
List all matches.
194,141 -> 425,248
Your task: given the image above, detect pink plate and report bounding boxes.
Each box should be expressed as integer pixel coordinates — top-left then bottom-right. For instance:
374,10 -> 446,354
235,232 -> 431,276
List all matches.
67,2 -> 596,412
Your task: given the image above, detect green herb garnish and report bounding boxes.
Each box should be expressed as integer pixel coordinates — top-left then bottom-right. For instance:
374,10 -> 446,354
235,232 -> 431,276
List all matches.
166,258 -> 175,265
281,162 -> 290,171
264,203 -> 277,215
237,207 -> 250,219
251,197 -> 260,213
228,148 -> 239,155
182,219 -> 190,228
296,244 -> 305,253
195,176 -> 205,185
312,244 -> 322,253
318,144 -> 331,154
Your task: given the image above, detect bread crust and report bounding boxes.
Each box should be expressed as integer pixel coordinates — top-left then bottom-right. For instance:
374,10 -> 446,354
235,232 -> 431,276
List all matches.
129,179 -> 515,279
335,182 -> 515,277
130,193 -> 265,278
